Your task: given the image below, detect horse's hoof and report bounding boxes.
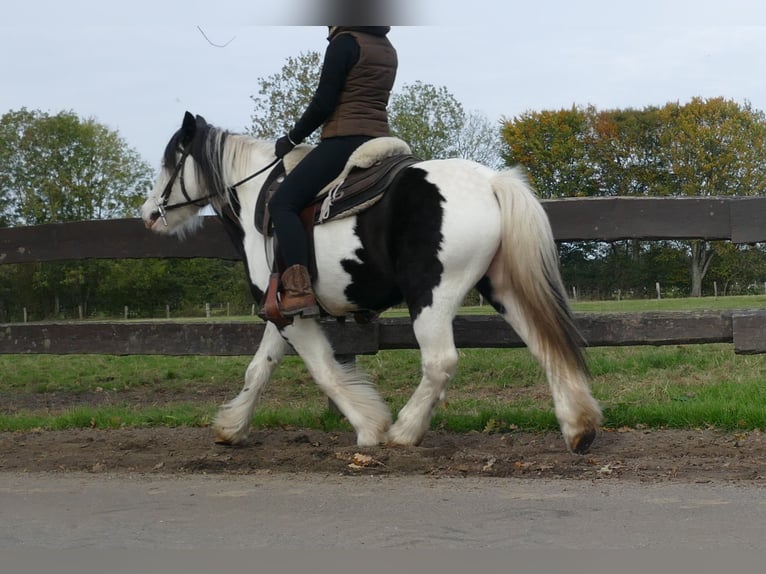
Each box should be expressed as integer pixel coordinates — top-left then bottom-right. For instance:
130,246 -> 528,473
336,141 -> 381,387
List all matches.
569,428 -> 597,454
213,433 -> 234,446
356,434 -> 385,447
212,428 -> 246,446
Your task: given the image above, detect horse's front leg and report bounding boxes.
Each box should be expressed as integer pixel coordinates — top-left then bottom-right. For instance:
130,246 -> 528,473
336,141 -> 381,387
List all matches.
284,317 -> 392,446
212,322 -> 289,445
387,308 -> 458,446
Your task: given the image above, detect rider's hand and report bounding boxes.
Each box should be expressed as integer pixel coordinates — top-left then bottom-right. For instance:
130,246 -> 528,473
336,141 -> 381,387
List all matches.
274,135 -> 296,159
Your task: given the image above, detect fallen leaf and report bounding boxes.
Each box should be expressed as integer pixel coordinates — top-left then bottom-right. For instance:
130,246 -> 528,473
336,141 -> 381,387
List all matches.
347,452 -> 384,469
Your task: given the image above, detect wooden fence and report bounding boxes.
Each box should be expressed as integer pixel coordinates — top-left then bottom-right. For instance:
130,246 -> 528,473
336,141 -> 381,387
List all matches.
1,197 -> 765,356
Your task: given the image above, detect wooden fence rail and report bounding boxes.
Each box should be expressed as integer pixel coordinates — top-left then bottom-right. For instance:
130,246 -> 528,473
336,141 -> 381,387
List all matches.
2,197 -> 765,264
1,197 -> 765,355
1,311 -> 765,355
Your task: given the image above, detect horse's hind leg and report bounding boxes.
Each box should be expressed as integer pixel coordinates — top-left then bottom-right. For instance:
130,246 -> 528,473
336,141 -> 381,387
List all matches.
479,277 -> 601,454
284,318 -> 392,446
212,322 -> 289,445
387,309 -> 459,446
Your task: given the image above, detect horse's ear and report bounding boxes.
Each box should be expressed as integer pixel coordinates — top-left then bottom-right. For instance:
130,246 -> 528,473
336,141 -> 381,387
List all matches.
195,114 -> 207,127
181,111 -> 196,144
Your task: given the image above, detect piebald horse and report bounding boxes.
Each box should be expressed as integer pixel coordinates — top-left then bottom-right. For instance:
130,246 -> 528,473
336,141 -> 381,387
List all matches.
141,112 -> 601,453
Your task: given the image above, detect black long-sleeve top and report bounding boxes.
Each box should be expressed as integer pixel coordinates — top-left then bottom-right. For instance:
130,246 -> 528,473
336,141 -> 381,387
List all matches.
288,34 -> 360,144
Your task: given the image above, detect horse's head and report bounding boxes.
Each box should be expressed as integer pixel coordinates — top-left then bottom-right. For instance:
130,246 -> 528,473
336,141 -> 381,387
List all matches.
141,111 -> 215,237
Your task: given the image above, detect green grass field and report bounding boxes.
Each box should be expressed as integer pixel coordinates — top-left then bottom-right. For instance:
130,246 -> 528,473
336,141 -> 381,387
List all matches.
1,295 -> 764,433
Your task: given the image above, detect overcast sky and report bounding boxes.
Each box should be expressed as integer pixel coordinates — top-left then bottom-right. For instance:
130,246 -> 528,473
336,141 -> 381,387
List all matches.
3,0 -> 766,169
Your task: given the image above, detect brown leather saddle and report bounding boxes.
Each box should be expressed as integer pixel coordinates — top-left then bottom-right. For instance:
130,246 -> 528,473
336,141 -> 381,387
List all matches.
254,153 -> 419,237
256,153 -> 420,326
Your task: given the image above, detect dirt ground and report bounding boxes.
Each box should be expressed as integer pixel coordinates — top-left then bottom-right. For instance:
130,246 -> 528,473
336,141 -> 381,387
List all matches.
1,423 -> 764,483
2,384 -> 765,482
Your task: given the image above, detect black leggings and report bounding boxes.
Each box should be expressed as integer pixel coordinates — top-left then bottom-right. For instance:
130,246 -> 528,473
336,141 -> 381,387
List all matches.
269,135 -> 371,268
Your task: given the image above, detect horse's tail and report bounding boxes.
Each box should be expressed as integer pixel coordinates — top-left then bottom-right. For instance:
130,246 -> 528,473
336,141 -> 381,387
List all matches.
488,168 -> 589,377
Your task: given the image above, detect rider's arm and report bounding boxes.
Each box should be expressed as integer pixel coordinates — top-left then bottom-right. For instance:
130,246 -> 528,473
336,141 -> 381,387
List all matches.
288,33 -> 359,144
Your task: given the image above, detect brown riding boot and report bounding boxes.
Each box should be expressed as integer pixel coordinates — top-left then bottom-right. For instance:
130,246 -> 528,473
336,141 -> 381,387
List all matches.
279,264 -> 320,317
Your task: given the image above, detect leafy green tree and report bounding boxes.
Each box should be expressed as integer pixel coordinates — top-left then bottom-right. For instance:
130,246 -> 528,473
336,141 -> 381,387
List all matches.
387,81 -> 463,160
248,55 -> 502,164
389,81 -> 502,165
0,108 -> 155,318
0,108 -> 153,225
707,243 -> 766,296
657,98 -> 766,296
248,51 -> 323,142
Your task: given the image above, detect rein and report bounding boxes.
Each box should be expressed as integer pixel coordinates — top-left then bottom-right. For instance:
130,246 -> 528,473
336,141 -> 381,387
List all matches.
155,142 -> 281,226
228,158 -> 280,192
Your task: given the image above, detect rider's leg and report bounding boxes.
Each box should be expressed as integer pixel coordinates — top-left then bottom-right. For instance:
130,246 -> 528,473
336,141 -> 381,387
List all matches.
270,135 -> 370,316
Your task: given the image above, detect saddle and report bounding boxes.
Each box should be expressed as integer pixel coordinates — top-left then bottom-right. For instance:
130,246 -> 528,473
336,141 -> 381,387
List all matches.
256,137 -> 420,326
255,137 -> 418,236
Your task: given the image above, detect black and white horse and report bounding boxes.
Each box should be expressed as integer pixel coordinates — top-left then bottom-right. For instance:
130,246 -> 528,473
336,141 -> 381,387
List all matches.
141,112 -> 601,453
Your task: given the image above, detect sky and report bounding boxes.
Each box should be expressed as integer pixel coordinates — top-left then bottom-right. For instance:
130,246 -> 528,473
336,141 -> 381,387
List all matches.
3,0 -> 766,170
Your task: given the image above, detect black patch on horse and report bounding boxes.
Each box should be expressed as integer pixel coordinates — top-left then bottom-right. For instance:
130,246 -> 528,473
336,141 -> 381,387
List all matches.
342,167 -> 445,321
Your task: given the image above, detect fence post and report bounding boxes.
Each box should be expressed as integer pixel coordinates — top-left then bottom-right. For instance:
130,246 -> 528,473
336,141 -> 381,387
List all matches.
205,303 -> 211,318
714,281 -> 718,298
23,307 -> 27,323
166,305 -> 170,319
124,306 -> 129,320
656,282 -> 661,300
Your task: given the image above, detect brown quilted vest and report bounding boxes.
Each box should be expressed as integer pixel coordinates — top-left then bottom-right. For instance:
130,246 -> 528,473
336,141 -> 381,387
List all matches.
320,29 -> 398,140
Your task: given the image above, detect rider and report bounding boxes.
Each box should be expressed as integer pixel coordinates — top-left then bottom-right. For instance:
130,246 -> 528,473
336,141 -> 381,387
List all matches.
270,26 -> 398,317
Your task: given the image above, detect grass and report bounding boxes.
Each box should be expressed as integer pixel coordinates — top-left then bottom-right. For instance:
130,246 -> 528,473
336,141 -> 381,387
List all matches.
1,295 -> 764,433
570,294 -> 766,313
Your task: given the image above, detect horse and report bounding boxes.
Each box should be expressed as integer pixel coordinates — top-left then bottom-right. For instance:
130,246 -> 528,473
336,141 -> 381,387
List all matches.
140,112 -> 602,454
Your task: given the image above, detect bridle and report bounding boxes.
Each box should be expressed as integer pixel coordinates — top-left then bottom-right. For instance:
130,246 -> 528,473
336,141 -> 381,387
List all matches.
155,140 -> 280,226
154,142 -> 210,226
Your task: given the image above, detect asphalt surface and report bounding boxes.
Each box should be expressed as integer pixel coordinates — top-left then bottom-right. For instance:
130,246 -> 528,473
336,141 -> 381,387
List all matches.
1,472 -> 764,549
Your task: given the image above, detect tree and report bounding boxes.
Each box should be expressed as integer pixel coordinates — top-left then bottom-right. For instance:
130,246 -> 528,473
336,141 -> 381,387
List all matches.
387,81 -> 462,160
0,108 -> 155,318
657,98 -> 766,296
588,106 -> 672,197
389,81 -> 502,165
502,99 -> 766,298
452,110 -> 504,169
248,56 -> 502,165
248,51 -> 323,142
0,108 -> 154,225
501,106 -> 597,198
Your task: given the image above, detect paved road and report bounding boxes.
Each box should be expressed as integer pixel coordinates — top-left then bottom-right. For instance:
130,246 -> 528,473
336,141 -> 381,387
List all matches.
1,472 -> 764,549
